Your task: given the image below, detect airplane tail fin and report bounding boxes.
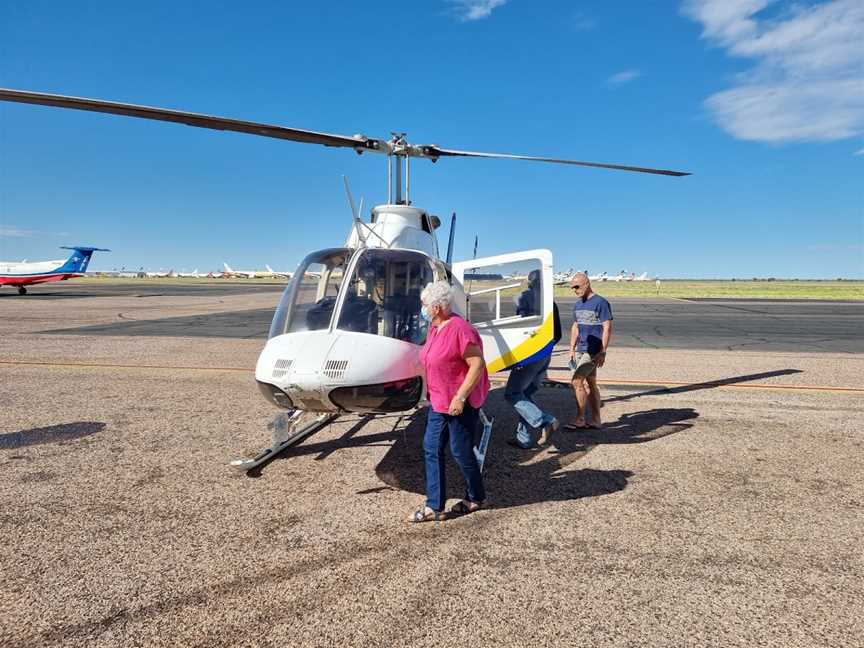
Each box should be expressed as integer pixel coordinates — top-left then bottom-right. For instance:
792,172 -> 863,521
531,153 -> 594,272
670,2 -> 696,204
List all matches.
223,263 -> 233,273
57,246 -> 110,274
266,265 -> 274,273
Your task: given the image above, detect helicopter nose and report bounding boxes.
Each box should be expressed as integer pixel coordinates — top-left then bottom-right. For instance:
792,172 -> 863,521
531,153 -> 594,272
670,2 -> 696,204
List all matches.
256,330 -> 425,414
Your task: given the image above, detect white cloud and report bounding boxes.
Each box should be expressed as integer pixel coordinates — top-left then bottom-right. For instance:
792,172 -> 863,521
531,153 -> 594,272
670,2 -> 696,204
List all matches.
854,147 -> 864,156
0,227 -> 37,238
449,0 -> 508,22
571,11 -> 597,32
682,0 -> 864,143
607,69 -> 642,86
0,227 -> 70,239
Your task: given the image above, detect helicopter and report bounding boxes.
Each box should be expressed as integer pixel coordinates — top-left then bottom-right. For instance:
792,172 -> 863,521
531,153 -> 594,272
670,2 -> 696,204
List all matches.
0,88 -> 689,471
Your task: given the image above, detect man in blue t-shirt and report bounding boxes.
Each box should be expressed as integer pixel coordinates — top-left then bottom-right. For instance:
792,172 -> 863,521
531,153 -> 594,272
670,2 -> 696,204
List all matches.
565,272 -> 613,429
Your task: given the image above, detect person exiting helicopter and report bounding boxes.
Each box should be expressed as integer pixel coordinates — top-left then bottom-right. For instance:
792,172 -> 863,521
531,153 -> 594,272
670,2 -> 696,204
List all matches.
411,280 -> 489,523
505,270 -> 561,449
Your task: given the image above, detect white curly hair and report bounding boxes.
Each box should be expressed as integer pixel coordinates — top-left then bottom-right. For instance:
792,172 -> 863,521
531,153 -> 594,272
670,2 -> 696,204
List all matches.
421,280 -> 454,312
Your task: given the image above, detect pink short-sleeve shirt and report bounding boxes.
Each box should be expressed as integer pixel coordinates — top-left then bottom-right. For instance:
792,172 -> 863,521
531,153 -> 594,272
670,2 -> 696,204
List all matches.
420,314 -> 490,414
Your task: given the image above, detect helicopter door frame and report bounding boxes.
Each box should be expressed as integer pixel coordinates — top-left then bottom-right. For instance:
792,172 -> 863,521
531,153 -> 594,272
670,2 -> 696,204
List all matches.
452,249 -> 554,374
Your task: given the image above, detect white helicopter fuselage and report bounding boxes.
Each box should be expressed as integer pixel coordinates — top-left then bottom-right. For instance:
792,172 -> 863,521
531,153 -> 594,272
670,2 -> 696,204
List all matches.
254,203 -> 555,415
255,205 -> 448,413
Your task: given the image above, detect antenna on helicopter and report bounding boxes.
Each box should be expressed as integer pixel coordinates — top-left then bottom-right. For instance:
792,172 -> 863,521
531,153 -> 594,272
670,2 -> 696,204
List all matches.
445,212 -> 457,266
342,176 -> 366,247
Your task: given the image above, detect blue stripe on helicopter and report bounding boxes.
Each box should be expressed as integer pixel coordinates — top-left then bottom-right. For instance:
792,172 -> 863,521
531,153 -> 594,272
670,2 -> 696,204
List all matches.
506,339 -> 556,371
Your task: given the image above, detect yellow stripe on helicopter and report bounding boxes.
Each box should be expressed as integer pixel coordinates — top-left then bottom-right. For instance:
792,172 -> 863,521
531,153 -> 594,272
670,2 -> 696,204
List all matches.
485,313 -> 554,374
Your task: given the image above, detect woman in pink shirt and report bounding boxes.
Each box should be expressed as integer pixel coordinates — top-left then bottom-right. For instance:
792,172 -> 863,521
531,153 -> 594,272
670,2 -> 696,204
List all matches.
411,280 -> 490,523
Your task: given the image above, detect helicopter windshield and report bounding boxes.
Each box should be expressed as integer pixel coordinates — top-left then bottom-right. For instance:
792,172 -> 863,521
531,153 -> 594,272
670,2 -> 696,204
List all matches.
268,248 -> 352,338
336,249 -> 435,345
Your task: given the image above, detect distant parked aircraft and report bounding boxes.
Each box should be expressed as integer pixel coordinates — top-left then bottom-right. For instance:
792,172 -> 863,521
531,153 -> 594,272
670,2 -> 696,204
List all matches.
222,263 -> 259,279
145,268 -> 176,278
552,267 -> 575,284
265,265 -> 293,279
0,246 -> 109,294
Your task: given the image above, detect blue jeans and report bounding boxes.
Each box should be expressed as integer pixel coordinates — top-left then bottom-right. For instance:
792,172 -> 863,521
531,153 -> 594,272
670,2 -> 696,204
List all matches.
504,355 -> 555,447
424,405 -> 486,512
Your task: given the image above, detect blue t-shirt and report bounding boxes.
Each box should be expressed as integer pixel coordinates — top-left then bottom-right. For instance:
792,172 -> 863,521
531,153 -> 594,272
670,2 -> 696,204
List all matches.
573,294 -> 613,354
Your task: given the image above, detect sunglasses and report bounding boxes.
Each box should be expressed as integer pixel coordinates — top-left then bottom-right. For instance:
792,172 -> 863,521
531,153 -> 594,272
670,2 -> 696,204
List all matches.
571,284 -> 585,290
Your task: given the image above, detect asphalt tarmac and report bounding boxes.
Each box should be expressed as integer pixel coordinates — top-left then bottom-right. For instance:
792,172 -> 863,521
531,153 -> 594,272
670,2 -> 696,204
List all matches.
1,282 -> 862,647
18,282 -> 864,353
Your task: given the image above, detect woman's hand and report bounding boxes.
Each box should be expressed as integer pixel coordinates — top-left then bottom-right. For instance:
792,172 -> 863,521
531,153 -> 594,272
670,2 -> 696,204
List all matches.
448,396 -> 465,416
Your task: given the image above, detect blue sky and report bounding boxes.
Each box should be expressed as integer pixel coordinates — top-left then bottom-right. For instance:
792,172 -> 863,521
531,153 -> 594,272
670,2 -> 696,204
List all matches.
1,0 -> 862,278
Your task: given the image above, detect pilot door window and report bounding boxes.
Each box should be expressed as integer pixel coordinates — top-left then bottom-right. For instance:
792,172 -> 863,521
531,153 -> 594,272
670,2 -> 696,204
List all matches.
463,259 -> 543,325
337,250 -> 434,344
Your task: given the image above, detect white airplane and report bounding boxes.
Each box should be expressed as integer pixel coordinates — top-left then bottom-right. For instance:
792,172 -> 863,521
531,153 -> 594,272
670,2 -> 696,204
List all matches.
265,265 -> 293,279
222,262 -> 260,279
552,267 -> 575,284
145,268 -> 176,278
178,268 -> 204,278
0,246 -> 109,294
98,266 -> 138,278
632,272 -> 650,281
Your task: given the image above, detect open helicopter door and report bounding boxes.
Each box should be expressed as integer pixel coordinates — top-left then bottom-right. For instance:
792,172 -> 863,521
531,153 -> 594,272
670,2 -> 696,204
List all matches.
452,249 -> 554,374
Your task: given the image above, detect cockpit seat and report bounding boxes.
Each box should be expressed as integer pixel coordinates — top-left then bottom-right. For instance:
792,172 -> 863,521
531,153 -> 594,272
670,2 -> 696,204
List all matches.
382,293 -> 422,343
306,296 -> 337,330
339,296 -> 379,334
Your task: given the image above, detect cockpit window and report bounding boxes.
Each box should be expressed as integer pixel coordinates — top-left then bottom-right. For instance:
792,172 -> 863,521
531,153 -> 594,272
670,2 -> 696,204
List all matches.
268,248 -> 352,338
336,249 -> 434,345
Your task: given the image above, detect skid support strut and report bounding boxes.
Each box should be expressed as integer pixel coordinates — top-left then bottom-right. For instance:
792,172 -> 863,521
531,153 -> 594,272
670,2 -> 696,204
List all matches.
230,410 -> 338,472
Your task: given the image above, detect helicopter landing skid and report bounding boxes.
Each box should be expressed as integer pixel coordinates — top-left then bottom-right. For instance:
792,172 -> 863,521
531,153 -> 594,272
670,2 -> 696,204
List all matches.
230,410 -> 338,473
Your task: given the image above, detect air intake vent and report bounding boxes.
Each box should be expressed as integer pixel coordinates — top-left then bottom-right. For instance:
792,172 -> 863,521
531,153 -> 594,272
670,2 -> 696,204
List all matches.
272,358 -> 294,380
323,359 -> 349,381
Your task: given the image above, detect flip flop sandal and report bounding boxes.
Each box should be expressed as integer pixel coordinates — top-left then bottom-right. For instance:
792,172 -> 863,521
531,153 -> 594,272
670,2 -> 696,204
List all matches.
411,507 -> 444,523
563,421 -> 588,430
449,500 -> 483,517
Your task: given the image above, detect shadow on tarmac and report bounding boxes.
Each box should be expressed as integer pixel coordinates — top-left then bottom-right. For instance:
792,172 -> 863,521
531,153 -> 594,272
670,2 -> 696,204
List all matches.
0,421 -> 106,450
600,368 -> 804,403
372,394 -> 697,509
251,387 -> 700,509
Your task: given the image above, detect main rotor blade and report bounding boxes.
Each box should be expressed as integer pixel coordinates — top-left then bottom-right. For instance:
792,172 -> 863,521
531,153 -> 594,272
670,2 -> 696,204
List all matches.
0,88 -> 380,151
420,145 -> 690,176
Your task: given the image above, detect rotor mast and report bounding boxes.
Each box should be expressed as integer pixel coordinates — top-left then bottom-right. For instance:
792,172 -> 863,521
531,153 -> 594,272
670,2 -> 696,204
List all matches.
387,133 -> 412,205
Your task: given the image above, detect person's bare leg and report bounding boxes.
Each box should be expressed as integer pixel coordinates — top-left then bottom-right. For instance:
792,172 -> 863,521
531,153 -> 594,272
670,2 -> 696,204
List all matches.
586,373 -> 602,427
568,376 -> 588,427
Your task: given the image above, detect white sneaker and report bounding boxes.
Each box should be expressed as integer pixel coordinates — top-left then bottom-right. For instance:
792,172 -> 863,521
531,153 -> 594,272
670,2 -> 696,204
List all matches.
538,417 -> 559,445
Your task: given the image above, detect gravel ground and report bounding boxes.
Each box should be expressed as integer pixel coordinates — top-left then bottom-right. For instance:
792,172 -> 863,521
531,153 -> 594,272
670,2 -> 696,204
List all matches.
1,291 -> 862,647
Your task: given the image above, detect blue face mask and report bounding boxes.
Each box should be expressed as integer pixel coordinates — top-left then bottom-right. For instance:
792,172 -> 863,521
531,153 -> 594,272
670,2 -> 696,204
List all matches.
420,305 -> 433,322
